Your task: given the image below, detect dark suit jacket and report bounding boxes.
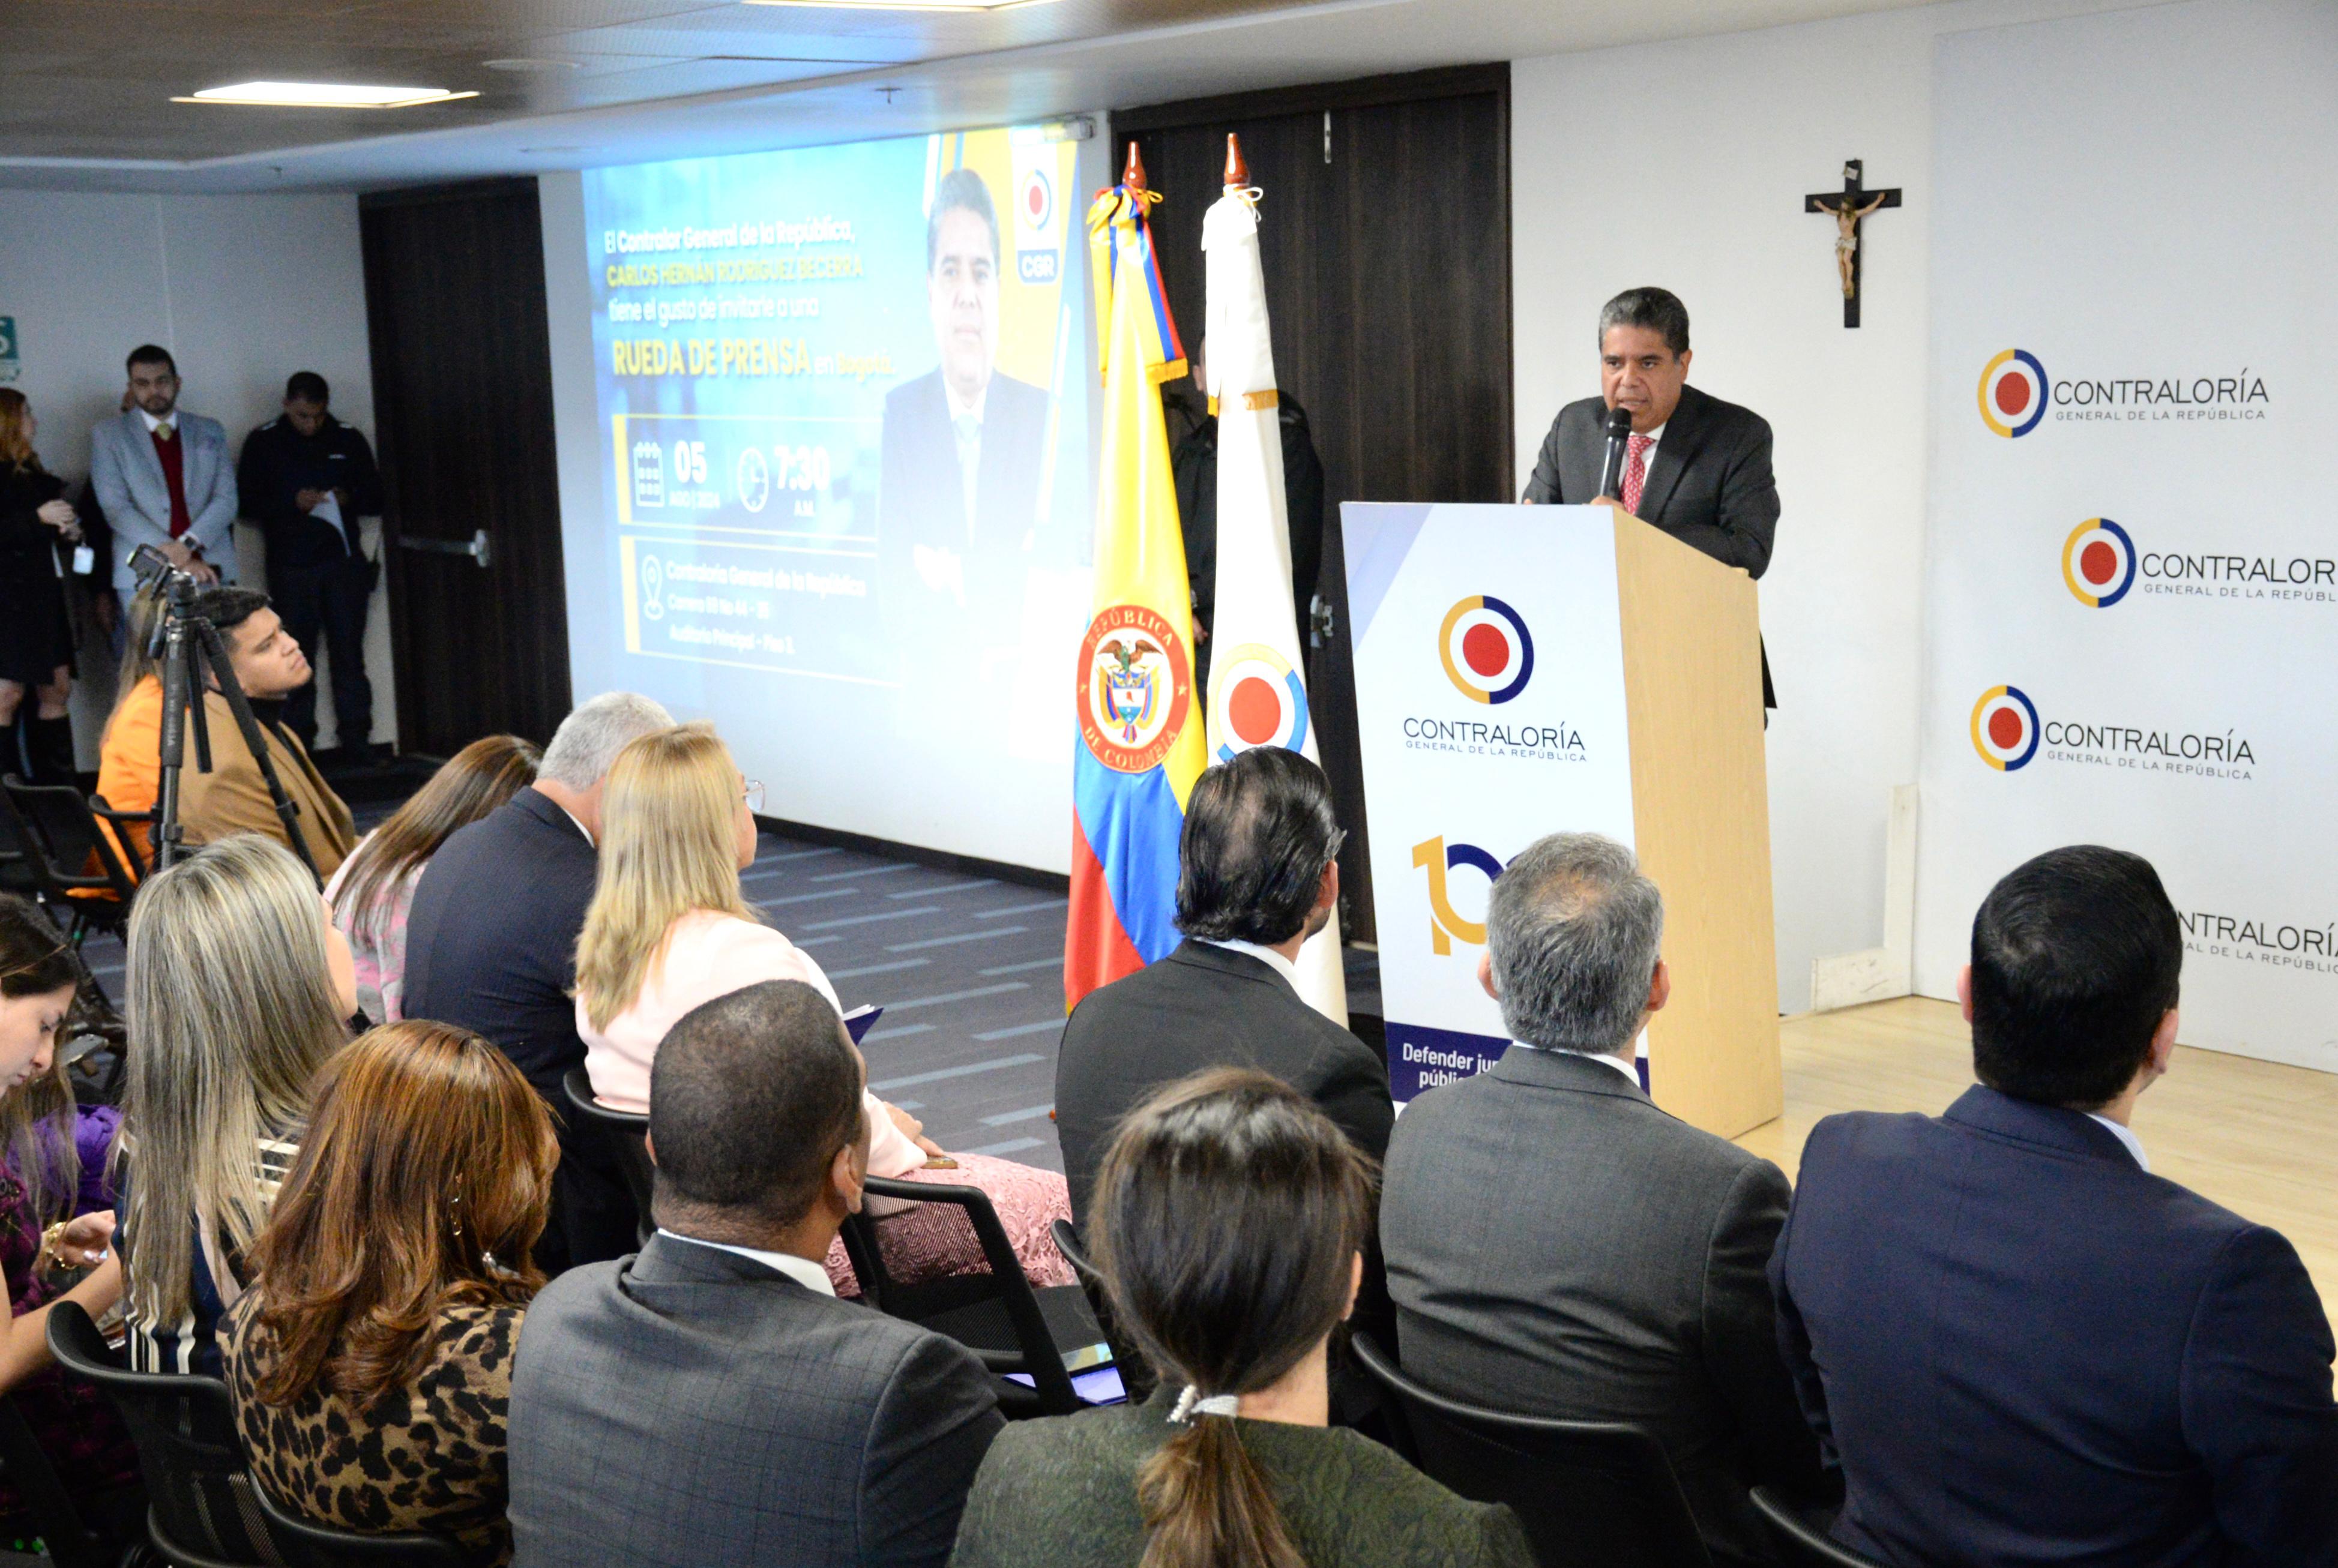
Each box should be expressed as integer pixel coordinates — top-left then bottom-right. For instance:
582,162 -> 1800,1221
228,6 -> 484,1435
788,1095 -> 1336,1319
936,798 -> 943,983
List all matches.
1773,1086 -> 2338,1568
948,1384 -> 1534,1568
1054,940 -> 1393,1223
1522,383 -> 1778,577
877,367 -> 1050,655
508,1233 -> 1003,1568
1381,1046 -> 1822,1568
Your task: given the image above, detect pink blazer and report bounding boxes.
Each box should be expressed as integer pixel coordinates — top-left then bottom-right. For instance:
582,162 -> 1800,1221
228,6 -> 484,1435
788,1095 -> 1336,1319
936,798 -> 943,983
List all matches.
576,909 -> 922,1177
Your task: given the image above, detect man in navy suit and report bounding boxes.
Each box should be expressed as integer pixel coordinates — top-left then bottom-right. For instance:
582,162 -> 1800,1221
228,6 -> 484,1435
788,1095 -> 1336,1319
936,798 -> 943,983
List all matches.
878,166 -> 1050,664
1773,846 -> 2338,1567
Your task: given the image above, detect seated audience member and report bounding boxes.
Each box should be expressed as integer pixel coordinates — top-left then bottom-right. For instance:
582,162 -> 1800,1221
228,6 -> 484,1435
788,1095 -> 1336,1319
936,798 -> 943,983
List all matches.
1055,746 -> 1390,1222
226,1020 -> 558,1566
92,583 -> 169,870
174,587 -> 359,876
508,980 -> 1002,1568
115,835 -> 357,1375
0,895 -> 141,1549
326,734 -> 540,1023
1773,846 -> 2338,1567
575,722 -> 1071,1291
951,1069 -> 1532,1568
1379,833 -> 1822,1568
402,691 -> 673,1273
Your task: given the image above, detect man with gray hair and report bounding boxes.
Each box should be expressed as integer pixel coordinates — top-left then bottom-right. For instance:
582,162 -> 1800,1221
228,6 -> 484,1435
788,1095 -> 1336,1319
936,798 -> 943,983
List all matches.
1379,832 -> 1823,1567
403,691 -> 675,1272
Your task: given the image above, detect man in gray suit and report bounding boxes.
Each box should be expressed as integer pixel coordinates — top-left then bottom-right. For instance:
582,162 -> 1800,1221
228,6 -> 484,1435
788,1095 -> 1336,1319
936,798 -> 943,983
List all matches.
507,979 -> 1003,1568
89,344 -> 240,591
1379,834 -> 1823,1567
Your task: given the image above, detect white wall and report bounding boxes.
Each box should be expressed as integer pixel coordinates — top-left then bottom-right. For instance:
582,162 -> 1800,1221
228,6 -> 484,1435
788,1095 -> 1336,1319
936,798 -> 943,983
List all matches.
1510,0 -> 2133,1012
0,189 -> 390,760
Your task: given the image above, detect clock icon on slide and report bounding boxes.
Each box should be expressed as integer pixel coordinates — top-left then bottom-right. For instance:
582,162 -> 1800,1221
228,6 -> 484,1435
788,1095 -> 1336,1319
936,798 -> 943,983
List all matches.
735,446 -> 770,514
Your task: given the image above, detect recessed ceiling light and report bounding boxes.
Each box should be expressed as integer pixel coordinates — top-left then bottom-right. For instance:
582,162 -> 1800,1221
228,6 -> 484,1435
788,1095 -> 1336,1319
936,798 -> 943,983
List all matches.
484,58 -> 583,73
172,81 -> 480,109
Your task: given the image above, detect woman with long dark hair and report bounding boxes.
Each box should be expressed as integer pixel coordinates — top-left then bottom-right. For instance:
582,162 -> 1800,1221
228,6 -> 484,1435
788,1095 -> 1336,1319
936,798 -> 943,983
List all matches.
0,390 -> 85,784
327,734 -> 541,1022
948,1069 -> 1531,1568
225,1019 -> 558,1566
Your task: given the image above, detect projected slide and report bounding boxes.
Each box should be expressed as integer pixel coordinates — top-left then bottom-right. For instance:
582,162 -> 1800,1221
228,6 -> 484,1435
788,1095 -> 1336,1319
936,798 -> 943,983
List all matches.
576,127 -> 1095,865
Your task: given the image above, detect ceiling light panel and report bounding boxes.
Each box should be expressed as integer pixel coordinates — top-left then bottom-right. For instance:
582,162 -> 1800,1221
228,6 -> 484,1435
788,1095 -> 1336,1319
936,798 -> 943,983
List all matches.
174,80 -> 479,108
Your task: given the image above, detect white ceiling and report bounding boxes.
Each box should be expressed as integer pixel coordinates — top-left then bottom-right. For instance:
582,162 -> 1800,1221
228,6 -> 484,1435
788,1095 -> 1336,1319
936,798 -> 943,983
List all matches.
0,0 -> 1933,193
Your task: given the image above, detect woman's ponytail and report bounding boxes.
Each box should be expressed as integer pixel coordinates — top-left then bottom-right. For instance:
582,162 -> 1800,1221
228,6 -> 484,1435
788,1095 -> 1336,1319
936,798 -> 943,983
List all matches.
1136,1417 -> 1304,1568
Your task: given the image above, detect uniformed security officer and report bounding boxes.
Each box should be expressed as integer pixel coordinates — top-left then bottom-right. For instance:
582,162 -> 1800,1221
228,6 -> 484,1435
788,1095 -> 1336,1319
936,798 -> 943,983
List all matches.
237,371 -> 384,760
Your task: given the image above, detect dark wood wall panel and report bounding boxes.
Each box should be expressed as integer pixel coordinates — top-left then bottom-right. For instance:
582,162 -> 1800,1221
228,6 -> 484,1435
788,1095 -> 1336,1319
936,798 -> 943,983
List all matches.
361,178 -> 571,757
1118,65 -> 1513,945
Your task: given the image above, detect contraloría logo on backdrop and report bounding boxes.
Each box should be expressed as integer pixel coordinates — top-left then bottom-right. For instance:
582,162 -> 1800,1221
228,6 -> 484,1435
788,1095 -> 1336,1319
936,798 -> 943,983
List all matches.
2181,909 -> 2338,978
1077,605 -> 1192,773
1971,685 -> 2255,781
1978,347 -> 2269,435
1210,643 -> 1309,763
1439,595 -> 1534,703
1412,836 -> 1504,956
2062,520 -> 2136,607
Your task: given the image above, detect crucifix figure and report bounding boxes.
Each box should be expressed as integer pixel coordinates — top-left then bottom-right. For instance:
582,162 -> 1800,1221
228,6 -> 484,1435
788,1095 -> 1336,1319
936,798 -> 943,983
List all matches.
1804,158 -> 1902,328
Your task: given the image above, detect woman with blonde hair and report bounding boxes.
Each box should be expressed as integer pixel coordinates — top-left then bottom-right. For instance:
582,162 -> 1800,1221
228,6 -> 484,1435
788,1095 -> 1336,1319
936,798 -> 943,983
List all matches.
0,389 -> 86,785
575,721 -> 1073,1290
115,834 -> 358,1375
227,1020 -> 558,1566
328,734 -> 541,1023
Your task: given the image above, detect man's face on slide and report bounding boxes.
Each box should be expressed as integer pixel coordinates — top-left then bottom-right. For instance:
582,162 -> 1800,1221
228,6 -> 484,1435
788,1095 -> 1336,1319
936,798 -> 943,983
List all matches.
1599,325 -> 1690,434
929,205 -> 999,403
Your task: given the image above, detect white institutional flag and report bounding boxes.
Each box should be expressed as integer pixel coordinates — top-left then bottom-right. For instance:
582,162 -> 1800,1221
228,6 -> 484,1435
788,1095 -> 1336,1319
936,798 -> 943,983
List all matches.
1201,164 -> 1348,1026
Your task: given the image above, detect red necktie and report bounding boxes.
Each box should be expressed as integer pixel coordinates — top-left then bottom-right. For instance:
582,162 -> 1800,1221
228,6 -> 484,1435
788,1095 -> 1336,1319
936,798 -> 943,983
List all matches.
1620,433 -> 1653,517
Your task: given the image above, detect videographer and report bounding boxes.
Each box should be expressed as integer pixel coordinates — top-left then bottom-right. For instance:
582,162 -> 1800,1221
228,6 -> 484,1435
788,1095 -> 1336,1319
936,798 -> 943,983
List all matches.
169,587 -> 356,876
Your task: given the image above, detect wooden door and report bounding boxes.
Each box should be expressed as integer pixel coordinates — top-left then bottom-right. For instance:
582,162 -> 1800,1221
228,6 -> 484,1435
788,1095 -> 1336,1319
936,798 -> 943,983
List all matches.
360,178 -> 571,758
1119,67 -> 1514,942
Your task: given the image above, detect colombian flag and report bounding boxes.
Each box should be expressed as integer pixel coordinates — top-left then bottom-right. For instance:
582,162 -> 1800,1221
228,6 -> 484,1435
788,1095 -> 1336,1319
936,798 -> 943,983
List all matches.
1065,172 -> 1202,1011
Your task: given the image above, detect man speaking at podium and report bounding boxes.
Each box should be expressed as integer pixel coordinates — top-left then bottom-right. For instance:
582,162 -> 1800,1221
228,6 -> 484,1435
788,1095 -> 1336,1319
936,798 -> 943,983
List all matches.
1523,287 -> 1777,707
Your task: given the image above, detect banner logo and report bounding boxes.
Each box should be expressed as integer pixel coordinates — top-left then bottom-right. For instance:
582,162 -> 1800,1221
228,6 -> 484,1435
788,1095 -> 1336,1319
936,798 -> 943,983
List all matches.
1210,643 -> 1309,762
1438,595 -> 1534,704
2062,518 -> 2136,607
1412,835 -> 1504,955
1978,349 -> 2049,438
1970,685 -> 2040,771
1077,605 -> 1192,773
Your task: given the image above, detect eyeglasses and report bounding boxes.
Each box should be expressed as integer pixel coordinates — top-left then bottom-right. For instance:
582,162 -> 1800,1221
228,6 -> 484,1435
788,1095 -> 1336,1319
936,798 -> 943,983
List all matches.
742,778 -> 765,815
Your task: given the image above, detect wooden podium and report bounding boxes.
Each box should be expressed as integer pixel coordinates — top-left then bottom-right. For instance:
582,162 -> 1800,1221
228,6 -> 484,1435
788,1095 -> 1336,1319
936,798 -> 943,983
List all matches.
1342,501 -> 1779,1140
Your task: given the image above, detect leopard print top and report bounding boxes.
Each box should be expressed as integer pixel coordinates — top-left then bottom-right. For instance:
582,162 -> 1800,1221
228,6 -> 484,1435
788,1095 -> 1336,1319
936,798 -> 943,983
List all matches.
222,1294 -> 523,1567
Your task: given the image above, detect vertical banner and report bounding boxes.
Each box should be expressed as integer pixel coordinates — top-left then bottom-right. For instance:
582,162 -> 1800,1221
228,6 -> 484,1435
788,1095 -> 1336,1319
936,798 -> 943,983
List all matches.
1345,502 -> 1638,1100
1919,0 -> 2338,1074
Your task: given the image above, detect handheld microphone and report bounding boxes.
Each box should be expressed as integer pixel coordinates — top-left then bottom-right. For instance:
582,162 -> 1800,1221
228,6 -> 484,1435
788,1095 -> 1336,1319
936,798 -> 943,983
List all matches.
1596,406 -> 1634,502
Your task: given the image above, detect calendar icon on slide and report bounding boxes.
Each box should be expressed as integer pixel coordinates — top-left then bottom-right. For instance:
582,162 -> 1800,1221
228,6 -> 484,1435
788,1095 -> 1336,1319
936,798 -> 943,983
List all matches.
631,440 -> 664,509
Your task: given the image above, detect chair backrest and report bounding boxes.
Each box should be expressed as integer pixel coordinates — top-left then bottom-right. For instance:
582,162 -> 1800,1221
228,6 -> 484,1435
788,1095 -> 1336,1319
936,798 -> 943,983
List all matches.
0,776 -> 138,906
47,1303 -> 467,1568
1349,1332 -> 1714,1568
47,1300 -> 286,1567
854,1174 -> 1080,1415
560,1066 -> 655,1246
1750,1487 -> 1889,1568
1049,1218 -> 1155,1404
0,1395 -> 112,1568
0,787 -> 47,903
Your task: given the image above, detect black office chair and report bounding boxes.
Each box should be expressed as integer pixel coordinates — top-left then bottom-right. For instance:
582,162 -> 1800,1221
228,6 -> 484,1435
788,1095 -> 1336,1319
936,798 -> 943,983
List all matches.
0,1393 -> 131,1567
1047,1217 -> 1155,1404
1350,1332 -> 1714,1568
46,1303 -> 463,1568
1751,1487 -> 1889,1568
844,1176 -> 1101,1418
560,1065 -> 655,1247
0,777 -> 141,946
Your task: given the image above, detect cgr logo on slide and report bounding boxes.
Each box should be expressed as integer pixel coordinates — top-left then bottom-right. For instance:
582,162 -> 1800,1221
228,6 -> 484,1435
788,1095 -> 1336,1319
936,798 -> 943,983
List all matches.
1978,349 -> 2049,438
1969,685 -> 2039,771
2062,518 -> 2136,607
1438,595 -> 1534,704
1209,643 -> 1309,763
1412,836 -> 1504,956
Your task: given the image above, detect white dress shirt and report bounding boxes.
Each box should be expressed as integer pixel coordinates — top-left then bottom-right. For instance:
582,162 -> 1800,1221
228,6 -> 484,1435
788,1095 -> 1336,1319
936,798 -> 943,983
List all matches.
1196,936 -> 1299,988
657,1228 -> 837,1296
2085,1112 -> 2150,1172
1507,1038 -> 1642,1089
137,406 -> 175,436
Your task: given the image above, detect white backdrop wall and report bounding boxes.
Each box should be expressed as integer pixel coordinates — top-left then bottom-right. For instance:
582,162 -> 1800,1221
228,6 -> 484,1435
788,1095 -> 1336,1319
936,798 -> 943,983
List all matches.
0,190 -> 391,758
1510,0 -> 2144,1012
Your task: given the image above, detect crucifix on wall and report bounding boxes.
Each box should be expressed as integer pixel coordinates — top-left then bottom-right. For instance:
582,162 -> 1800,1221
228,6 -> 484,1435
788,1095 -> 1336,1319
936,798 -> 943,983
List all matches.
1804,159 -> 1901,328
